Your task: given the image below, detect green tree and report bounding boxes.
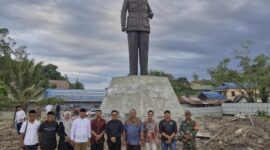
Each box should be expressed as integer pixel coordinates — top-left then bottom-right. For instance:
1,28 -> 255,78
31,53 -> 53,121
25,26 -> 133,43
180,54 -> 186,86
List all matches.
6,59 -> 45,110
208,41 -> 270,102
0,28 -> 29,82
208,58 -> 239,86
0,80 -> 7,96
251,54 -> 270,102
149,70 -> 174,79
234,41 -> 270,102
42,64 -> 67,80
192,73 -> 199,83
69,78 -> 84,89
0,28 -> 77,109
177,77 -> 190,86
198,79 -> 212,85
0,80 -> 12,109
149,70 -> 193,97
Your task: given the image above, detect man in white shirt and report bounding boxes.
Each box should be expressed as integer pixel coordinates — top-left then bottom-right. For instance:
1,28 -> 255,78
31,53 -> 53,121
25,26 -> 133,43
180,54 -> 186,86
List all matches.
20,110 -> 41,150
15,106 -> 26,134
45,104 -> 53,113
71,108 -> 91,150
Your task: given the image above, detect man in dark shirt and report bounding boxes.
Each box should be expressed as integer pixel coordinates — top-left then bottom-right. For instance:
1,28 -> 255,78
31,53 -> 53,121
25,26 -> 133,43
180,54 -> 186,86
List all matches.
38,111 -> 58,150
56,104 -> 61,121
91,110 -> 106,150
159,110 -> 177,150
105,110 -> 123,150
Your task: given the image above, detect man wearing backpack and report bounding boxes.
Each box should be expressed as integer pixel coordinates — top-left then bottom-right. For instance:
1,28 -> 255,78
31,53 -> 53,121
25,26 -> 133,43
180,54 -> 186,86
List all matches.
20,110 -> 41,150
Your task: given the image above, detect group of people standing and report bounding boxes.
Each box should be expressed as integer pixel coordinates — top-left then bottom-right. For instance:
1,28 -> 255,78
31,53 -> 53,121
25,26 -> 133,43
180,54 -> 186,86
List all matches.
18,107 -> 198,150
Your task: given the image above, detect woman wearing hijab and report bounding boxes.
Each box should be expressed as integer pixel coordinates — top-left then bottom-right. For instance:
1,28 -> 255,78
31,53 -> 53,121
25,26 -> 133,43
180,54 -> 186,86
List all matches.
58,111 -> 74,150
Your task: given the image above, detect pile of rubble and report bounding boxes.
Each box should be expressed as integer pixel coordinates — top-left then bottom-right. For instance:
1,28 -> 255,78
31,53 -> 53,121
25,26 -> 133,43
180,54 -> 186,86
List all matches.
197,115 -> 270,150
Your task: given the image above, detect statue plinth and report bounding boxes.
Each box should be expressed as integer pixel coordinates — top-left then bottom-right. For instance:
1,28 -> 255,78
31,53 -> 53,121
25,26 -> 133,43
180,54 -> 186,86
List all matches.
100,76 -> 184,120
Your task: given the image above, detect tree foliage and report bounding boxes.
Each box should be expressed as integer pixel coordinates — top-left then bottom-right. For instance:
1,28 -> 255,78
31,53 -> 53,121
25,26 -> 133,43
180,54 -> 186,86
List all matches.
208,41 -> 270,102
7,59 -> 45,109
0,28 -> 85,109
42,64 -> 67,80
69,78 -> 84,89
149,70 -> 193,97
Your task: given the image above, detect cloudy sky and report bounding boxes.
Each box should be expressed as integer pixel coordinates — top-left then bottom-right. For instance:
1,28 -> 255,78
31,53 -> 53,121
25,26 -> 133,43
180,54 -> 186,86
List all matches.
1,0 -> 270,89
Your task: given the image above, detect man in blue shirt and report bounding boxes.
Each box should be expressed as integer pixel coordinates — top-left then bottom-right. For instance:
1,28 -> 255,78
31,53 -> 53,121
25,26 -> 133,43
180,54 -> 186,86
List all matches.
123,109 -> 144,150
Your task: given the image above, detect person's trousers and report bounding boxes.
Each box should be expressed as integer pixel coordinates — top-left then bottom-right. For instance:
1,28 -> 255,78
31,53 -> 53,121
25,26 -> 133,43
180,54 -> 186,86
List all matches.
161,141 -> 176,150
183,143 -> 196,150
91,143 -> 104,150
74,142 -> 87,150
59,141 -> 74,150
56,112 -> 60,121
16,122 -> 23,134
127,31 -> 149,75
126,144 -> 141,150
24,144 -> 38,150
145,142 -> 157,150
108,142 -> 121,150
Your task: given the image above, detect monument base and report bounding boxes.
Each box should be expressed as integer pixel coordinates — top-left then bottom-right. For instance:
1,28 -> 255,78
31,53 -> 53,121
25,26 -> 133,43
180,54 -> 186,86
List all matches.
100,76 -> 184,120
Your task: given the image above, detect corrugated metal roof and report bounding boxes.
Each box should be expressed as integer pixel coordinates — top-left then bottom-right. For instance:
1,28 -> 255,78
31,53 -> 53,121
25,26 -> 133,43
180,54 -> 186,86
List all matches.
180,96 -> 223,105
215,82 -> 256,91
44,89 -> 106,102
199,91 -> 226,100
191,85 -> 214,91
216,82 -> 239,90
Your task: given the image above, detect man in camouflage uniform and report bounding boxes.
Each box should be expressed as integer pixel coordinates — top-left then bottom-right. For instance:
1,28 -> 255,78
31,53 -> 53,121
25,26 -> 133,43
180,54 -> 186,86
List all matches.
180,111 -> 199,150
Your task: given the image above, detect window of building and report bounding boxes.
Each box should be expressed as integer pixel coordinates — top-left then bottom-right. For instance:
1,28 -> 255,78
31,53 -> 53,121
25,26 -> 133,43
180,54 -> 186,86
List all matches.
231,91 -> 236,97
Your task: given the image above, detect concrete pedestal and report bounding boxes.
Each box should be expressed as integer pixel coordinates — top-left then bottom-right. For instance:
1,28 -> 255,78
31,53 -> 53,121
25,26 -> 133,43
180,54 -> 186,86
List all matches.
100,76 -> 184,120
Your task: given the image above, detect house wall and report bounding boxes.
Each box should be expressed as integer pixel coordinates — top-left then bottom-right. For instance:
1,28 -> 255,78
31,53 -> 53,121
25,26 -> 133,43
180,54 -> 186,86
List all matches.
184,106 -> 222,117
224,89 -> 260,101
180,103 -> 270,117
181,104 -> 193,108
222,103 -> 270,115
225,89 -> 246,100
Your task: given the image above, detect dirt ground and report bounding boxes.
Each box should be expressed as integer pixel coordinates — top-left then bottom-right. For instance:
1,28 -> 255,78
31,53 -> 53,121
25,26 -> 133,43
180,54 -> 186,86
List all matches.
0,112 -> 270,150
196,116 -> 270,150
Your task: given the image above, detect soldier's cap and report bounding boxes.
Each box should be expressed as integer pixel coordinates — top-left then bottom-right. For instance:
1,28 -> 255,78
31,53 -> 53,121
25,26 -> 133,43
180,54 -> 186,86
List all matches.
185,110 -> 191,115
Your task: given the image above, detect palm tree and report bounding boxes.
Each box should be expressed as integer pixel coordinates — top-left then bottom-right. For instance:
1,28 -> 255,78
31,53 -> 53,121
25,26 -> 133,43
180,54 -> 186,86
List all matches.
7,59 -> 45,110
0,80 -> 11,108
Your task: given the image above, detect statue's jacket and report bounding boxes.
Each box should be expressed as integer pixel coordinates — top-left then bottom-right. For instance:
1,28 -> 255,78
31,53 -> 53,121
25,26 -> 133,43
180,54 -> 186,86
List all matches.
121,0 -> 153,33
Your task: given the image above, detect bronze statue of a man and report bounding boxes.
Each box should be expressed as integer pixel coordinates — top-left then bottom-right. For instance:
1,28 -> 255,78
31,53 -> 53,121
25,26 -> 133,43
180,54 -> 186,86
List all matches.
121,0 -> 154,75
